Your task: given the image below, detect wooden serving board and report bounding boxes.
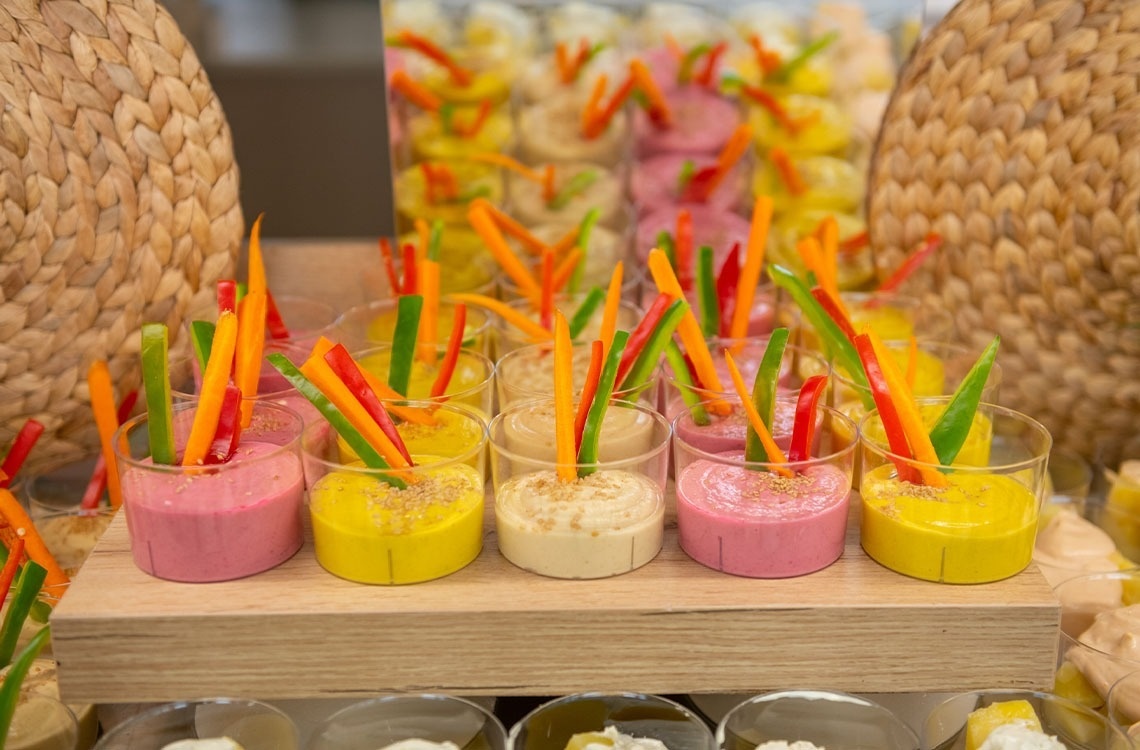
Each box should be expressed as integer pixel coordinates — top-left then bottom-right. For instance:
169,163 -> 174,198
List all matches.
51,494 -> 1059,704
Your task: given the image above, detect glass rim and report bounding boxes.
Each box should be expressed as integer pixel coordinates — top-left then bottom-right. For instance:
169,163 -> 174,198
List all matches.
716,688 -> 919,746
489,399 -> 671,470
663,341 -> 832,393
350,343 -> 496,405
858,399 -> 1053,474
671,403 -> 859,469
112,400 -> 304,473
923,688 -> 1129,743
507,691 -> 709,746
311,693 -> 505,741
93,697 -> 297,749
335,298 -> 493,338
303,400 -> 488,475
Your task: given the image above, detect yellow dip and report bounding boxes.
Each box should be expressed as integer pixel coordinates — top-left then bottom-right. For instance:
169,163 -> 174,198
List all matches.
859,403 -> 993,469
409,106 -> 514,163
364,302 -> 490,356
396,227 -> 496,295
861,466 -> 1038,583
393,161 -> 503,227
358,349 -> 490,411
749,94 -> 851,156
309,455 -> 484,584
337,407 -> 487,467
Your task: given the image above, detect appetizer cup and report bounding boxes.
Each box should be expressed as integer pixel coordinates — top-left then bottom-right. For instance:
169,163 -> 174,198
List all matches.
4,659 -> 98,750
303,405 -> 487,585
717,690 -> 919,750
673,405 -> 858,578
859,402 -> 1051,584
308,695 -> 507,750
35,508 -> 114,578
115,401 -> 306,582
23,456 -> 105,517
335,300 -> 492,357
93,698 -> 299,750
489,400 -> 670,579
496,341 -> 659,409
1043,447 -> 1094,521
509,692 -> 715,750
1107,671 -> 1140,739
921,690 -> 1130,750
5,692 -> 78,750
353,344 -> 495,419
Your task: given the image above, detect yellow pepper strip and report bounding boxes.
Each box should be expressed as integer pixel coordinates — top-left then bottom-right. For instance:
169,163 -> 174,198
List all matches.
599,261 -> 624,358
553,312 -> 578,482
730,196 -> 774,341
182,312 -> 239,466
87,360 -> 124,509
307,338 -> 436,425
648,249 -> 728,414
448,293 -> 553,342
551,248 -> 583,293
234,290 -> 267,428
867,329 -> 949,487
247,214 -> 268,297
905,335 -> 918,391
724,351 -> 793,477
300,353 -> 414,476
468,204 -> 543,301
418,257 -> 440,366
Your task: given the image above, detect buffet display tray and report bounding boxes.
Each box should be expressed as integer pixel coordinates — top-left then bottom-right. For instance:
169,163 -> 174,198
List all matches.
51,495 -> 1059,704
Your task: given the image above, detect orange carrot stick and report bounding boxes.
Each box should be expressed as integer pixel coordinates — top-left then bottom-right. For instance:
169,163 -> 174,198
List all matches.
724,351 -> 793,477
555,42 -> 573,84
543,165 -> 557,204
551,225 -> 581,255
584,74 -> 636,139
581,73 -> 609,138
905,335 -> 918,391
599,261 -> 623,358
182,311 -> 239,466
551,249 -> 584,293
553,312 -> 578,482
307,337 -> 436,425
469,153 -> 545,183
234,290 -> 267,428
630,59 -> 672,128
247,213 -> 267,297
697,124 -> 753,200
771,147 -> 807,196
87,360 -> 123,509
540,249 -> 555,331
468,204 -> 543,300
0,489 -> 69,592
819,214 -> 840,301
392,30 -> 473,87
730,196 -> 774,341
448,293 -> 553,341
389,70 -> 443,111
473,199 -> 549,257
418,256 -> 440,366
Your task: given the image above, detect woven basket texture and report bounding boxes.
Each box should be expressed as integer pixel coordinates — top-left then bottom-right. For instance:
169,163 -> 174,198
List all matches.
0,0 -> 242,469
868,0 -> 1140,468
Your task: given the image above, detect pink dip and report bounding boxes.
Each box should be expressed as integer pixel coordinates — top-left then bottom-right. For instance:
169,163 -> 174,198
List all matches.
633,87 -> 742,157
630,152 -> 747,217
676,453 -> 850,577
121,441 -> 305,582
670,399 -> 799,454
636,204 -> 752,264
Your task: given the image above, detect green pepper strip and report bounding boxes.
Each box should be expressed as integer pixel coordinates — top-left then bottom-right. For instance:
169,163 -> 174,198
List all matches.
744,327 -> 789,463
577,330 -> 630,475
676,159 -> 696,194
620,298 -> 689,394
549,170 -> 599,211
190,320 -> 216,373
568,287 -> 606,339
696,245 -> 718,339
665,339 -> 709,426
0,625 -> 51,742
770,265 -> 873,409
428,220 -> 444,261
0,561 -> 46,669
388,295 -> 423,397
771,31 -> 838,84
569,208 -> 601,293
267,354 -> 405,487
140,323 -> 177,465
928,336 -> 1000,466
456,184 -> 493,202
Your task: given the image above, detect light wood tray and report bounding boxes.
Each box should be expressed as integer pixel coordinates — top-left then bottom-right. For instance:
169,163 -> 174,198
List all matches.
51,493 -> 1059,704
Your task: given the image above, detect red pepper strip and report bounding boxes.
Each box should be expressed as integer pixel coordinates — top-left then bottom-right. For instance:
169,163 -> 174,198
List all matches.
452,100 -> 493,138
204,385 -> 243,465
421,163 -> 438,205
749,34 -> 783,75
391,31 -> 473,87
853,334 -> 922,484
401,243 -> 417,295
323,344 -> 413,465
79,389 -> 138,510
574,340 -> 604,452
741,85 -> 803,133
839,230 -> 870,254
675,209 -> 694,290
788,375 -> 829,463
379,238 -> 401,295
217,280 -> 236,314
389,70 -> 443,112
0,538 -> 25,610
810,287 -> 856,342
540,249 -> 555,331
265,291 -> 291,340
431,304 -> 467,399
771,147 -> 807,196
0,420 -> 44,489
614,292 -> 673,386
695,41 -> 727,87
678,165 -> 718,203
878,233 -> 944,293
716,242 -> 741,337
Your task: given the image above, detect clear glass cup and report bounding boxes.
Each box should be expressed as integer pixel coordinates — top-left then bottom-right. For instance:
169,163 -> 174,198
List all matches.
93,698 -> 299,750
1107,671 -> 1140,739
922,690 -> 1131,750
1043,447 -> 1094,521
5,692 -> 79,750
509,693 -> 715,750
6,658 -> 99,750
673,405 -> 858,578
489,400 -> 670,579
353,343 -> 496,419
303,403 -> 487,585
336,299 -> 493,358
308,694 -> 507,750
496,340 -> 659,409
393,160 -> 506,236
1090,462 -> 1140,563
23,456 -> 106,517
859,401 -> 1052,583
492,295 -> 644,359
114,400 -> 306,582
717,690 -> 919,750
35,508 -> 114,578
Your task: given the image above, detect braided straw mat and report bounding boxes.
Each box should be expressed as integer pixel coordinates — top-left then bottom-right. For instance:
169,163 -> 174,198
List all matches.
868,0 -> 1140,468
0,0 -> 242,467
